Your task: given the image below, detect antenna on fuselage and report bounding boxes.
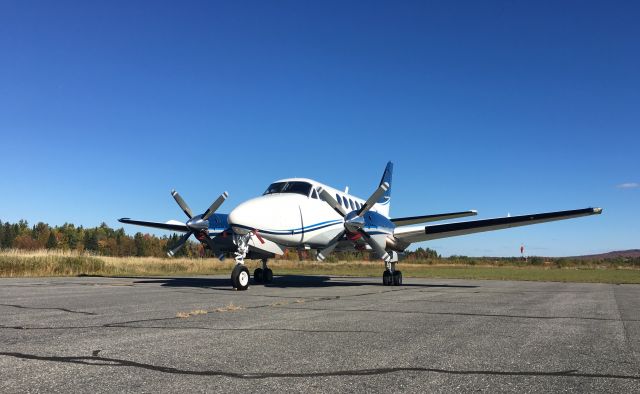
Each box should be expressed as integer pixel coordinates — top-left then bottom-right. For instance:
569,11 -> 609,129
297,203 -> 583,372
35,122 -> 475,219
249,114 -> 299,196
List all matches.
344,186 -> 349,194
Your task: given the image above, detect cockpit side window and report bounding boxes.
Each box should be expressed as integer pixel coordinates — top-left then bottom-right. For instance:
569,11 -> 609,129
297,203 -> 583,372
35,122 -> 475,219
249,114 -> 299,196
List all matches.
281,181 -> 312,196
311,188 -> 319,199
263,182 -> 286,195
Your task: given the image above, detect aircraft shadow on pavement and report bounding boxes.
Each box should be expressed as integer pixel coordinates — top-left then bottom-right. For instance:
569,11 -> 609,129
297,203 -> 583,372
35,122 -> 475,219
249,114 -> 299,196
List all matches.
131,275 -> 478,289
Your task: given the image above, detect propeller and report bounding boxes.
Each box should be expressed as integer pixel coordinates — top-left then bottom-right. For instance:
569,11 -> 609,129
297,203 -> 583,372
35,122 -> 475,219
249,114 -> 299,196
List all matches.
316,182 -> 391,262
167,190 -> 228,257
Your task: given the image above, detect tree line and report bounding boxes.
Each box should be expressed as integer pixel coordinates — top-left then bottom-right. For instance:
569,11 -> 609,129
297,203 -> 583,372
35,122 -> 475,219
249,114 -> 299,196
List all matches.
0,220 -> 202,257
0,219 -> 440,260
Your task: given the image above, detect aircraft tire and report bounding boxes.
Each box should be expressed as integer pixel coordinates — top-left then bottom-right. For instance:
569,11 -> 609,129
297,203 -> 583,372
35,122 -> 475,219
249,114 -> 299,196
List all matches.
264,268 -> 273,283
254,268 -> 264,283
393,271 -> 402,286
382,270 -> 392,286
231,265 -> 250,290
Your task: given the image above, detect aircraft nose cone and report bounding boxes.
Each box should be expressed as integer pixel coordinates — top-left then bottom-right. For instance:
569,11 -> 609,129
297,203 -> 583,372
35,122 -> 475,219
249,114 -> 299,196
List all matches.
228,195 -> 302,241
228,197 -> 270,235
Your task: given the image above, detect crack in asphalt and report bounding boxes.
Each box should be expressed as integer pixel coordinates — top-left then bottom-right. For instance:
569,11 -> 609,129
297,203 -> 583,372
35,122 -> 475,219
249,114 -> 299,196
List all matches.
0,303 -> 96,315
0,300 -> 376,334
275,306 -> 638,322
0,324 -> 375,334
1,352 -> 638,380
612,285 -> 640,364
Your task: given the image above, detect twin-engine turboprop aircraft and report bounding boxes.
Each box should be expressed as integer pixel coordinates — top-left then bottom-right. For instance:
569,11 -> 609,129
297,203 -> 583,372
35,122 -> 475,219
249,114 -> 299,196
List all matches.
119,162 -> 602,290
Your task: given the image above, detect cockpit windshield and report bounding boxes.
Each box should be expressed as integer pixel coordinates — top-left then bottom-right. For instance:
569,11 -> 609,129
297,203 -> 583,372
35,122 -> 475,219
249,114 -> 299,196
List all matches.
263,182 -> 286,195
263,181 -> 313,197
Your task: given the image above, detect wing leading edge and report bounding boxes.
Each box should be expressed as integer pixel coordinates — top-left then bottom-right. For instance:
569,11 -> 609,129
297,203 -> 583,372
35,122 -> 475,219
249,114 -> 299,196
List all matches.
393,207 -> 602,245
118,218 -> 189,232
391,210 -> 478,226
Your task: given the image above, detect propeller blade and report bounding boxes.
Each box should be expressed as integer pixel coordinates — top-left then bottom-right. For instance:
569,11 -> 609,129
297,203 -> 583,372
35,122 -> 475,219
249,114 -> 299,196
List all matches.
201,233 -> 218,252
317,187 -> 347,217
167,231 -> 192,257
202,191 -> 229,220
171,190 -> 193,219
360,230 -> 390,262
316,230 -> 346,261
316,242 -> 338,261
357,182 -> 389,217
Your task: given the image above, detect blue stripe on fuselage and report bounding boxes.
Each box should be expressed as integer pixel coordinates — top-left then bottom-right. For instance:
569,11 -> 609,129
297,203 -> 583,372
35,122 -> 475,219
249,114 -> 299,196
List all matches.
231,220 -> 343,236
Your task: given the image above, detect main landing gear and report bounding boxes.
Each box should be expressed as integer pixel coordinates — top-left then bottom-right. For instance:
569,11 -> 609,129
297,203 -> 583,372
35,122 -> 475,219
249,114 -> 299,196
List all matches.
382,261 -> 402,286
253,258 -> 273,284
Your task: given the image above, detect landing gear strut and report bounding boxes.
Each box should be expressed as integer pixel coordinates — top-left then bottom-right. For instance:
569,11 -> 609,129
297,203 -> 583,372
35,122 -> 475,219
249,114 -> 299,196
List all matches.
382,261 -> 402,286
253,258 -> 273,284
231,233 -> 251,290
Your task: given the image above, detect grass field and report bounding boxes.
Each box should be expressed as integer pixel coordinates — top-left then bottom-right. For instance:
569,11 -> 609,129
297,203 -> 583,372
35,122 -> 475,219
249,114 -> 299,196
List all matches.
1,249 -> 639,284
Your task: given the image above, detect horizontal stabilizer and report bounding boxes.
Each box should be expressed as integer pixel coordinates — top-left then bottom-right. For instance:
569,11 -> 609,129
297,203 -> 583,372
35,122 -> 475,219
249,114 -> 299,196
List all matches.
391,210 -> 477,226
118,218 -> 189,232
393,207 -> 602,244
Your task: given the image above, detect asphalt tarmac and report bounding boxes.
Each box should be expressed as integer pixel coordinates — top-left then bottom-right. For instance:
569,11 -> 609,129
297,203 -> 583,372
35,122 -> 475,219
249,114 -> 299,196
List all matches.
1,275 -> 638,392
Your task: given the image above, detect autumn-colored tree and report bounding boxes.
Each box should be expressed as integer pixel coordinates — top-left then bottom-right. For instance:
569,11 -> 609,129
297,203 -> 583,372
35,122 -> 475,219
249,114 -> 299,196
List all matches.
13,234 -> 40,250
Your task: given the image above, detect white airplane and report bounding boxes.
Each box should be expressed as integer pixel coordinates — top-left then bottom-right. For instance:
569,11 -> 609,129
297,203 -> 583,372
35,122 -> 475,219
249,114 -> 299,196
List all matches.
119,162 -> 602,290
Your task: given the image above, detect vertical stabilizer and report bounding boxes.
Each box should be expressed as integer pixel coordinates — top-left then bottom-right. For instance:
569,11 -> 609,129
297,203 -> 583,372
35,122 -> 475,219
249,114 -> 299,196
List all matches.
376,161 -> 393,217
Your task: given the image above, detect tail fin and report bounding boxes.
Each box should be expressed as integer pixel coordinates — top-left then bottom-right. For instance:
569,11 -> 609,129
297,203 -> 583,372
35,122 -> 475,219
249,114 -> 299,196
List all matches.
376,161 -> 393,217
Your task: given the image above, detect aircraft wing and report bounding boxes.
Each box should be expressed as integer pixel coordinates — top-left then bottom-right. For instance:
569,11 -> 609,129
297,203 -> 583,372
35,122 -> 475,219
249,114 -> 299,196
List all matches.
393,207 -> 602,245
391,210 -> 477,226
118,218 -> 189,232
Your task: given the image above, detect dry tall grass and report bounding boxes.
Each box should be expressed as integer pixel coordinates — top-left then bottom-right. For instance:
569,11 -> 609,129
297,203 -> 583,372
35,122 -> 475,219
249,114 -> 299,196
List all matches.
1,249 -> 640,283
0,249 -> 236,277
0,248 -> 387,277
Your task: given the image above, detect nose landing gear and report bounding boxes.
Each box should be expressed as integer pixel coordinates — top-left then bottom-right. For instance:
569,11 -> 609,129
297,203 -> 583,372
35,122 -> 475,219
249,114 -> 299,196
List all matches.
231,264 -> 250,290
231,233 -> 252,290
231,235 -> 274,290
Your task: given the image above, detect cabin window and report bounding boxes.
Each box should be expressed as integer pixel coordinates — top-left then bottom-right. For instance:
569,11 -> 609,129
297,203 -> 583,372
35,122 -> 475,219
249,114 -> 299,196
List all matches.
336,194 -> 342,205
349,199 -> 355,210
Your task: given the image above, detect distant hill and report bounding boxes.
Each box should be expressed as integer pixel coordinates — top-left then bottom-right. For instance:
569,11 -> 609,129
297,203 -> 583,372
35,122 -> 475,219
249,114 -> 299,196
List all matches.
570,250 -> 640,259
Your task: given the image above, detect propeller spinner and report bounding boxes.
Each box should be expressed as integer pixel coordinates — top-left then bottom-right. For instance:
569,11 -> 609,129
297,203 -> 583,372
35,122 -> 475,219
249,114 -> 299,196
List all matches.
316,182 -> 393,262
167,190 -> 228,257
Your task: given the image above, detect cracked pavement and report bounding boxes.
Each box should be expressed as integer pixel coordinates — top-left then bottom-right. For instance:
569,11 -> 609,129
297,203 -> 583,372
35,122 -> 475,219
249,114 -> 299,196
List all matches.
1,275 -> 639,392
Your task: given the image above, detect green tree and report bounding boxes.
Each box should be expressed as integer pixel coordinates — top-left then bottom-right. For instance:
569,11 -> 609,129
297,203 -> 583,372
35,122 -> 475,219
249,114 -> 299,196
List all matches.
84,230 -> 99,252
46,231 -> 58,249
134,232 -> 148,256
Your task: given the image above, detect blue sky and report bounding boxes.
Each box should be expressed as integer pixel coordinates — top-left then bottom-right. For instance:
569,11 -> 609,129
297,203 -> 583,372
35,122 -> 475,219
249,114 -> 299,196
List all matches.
1,1 -> 638,256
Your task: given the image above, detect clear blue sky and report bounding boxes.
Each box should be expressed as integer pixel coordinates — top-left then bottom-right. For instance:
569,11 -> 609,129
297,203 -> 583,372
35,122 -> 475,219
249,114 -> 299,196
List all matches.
1,1 -> 638,256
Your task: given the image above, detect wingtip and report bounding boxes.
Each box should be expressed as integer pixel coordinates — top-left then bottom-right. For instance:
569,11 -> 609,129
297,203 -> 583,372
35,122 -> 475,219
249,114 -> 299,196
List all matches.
593,207 -> 603,214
